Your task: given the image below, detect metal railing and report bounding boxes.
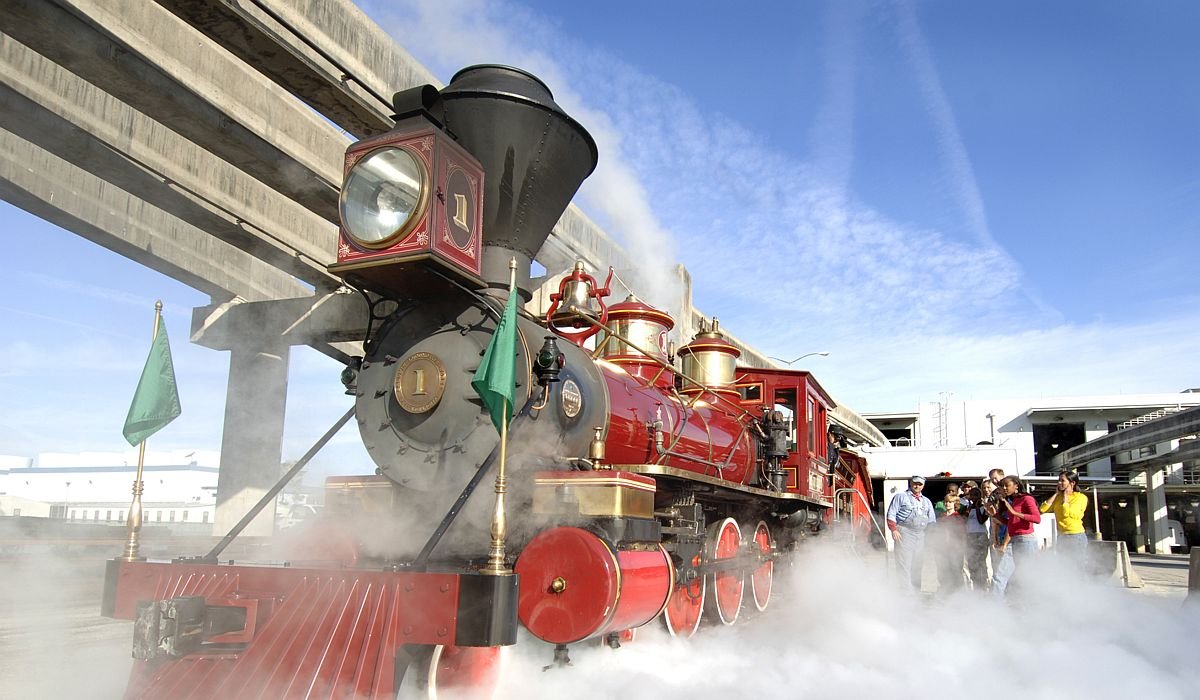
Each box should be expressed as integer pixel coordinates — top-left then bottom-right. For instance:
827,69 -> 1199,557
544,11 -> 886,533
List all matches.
832,488 -> 889,546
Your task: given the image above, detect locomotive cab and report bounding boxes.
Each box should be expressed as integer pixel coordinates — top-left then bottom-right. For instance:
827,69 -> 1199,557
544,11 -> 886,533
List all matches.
736,366 -> 839,499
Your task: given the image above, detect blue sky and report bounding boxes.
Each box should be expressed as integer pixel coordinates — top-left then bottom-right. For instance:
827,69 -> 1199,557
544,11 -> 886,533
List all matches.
2,0 -> 1198,472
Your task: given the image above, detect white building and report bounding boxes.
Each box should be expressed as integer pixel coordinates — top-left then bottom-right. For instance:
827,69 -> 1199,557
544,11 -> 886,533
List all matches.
0,449 -> 219,529
862,390 -> 1200,554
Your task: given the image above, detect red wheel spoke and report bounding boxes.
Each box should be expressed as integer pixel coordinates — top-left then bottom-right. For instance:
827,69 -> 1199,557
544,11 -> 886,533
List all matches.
705,518 -> 744,626
748,521 -> 774,612
663,575 -> 705,637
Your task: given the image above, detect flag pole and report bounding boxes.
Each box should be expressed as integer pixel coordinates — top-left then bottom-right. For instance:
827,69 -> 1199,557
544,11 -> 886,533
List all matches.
483,259 -> 517,575
121,300 -> 162,562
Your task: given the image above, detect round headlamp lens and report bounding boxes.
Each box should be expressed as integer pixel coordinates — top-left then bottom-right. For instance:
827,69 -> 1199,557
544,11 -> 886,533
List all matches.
340,147 -> 424,246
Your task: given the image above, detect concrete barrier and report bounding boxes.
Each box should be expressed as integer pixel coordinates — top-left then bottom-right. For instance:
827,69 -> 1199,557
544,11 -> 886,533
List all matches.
1188,548 -> 1200,603
1086,540 -> 1144,588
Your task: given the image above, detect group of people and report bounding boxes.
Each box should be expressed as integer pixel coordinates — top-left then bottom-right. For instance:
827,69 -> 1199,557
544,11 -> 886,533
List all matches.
885,467 -> 1090,595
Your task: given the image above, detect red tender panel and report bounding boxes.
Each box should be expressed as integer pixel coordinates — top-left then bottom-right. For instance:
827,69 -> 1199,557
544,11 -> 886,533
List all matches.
515,527 -> 619,644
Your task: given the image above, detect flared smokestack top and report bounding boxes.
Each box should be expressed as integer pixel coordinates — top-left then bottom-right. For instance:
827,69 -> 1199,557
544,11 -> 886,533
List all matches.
436,65 -> 598,297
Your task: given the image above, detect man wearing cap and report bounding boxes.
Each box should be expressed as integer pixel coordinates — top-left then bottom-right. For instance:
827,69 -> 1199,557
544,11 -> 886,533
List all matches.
827,424 -> 846,469
886,475 -> 938,591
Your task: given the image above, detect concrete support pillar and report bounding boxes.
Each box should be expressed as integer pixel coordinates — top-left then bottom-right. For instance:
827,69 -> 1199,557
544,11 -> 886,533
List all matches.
1188,548 -> 1200,603
1165,441 -> 1184,483
1145,465 -> 1169,555
1084,423 -> 1111,477
673,264 -> 696,347
1132,494 -> 1143,553
214,343 -> 290,536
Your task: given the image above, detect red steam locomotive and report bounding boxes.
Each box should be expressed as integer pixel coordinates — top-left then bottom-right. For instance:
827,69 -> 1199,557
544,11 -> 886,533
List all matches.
101,65 -> 874,698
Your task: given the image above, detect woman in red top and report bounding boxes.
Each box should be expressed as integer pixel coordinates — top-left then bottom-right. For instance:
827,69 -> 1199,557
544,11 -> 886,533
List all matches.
990,475 -> 1041,593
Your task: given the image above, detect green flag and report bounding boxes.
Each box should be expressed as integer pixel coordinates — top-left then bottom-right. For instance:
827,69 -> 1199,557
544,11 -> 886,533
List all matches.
122,319 -> 182,446
472,287 -> 520,434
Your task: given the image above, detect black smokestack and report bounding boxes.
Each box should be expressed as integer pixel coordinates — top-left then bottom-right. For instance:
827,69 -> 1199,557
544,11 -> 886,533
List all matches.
436,65 -> 598,299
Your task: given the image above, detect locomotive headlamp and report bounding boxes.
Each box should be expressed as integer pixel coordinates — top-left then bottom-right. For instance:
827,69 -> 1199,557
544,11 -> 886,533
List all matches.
339,147 -> 426,248
328,106 -> 485,298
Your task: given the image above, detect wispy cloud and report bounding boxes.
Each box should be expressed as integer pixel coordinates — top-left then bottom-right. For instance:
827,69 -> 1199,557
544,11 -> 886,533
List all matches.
891,0 -> 1059,321
333,1 -> 1200,409
809,0 -> 863,195
374,0 -> 1024,324
14,271 -> 183,315
893,0 -> 994,250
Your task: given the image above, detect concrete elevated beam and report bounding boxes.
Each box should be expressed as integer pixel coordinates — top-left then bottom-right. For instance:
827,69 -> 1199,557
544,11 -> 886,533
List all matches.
6,2 -> 639,294
157,0 -> 645,294
154,0 -> 424,137
2,0 -> 345,221
0,126 -> 308,303
1110,439 -> 1200,473
191,291 -> 368,351
1054,406 -> 1200,469
0,34 -> 339,286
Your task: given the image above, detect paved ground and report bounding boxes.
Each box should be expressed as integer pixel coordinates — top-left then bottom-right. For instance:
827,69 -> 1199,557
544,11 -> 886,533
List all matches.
1,548 -> 1193,697
0,556 -> 133,698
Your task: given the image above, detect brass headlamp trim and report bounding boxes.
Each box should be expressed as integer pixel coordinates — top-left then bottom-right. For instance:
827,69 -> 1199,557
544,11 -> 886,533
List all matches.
340,144 -> 432,251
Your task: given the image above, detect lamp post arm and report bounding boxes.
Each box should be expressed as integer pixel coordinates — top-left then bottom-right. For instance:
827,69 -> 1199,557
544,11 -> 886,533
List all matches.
767,351 -> 830,366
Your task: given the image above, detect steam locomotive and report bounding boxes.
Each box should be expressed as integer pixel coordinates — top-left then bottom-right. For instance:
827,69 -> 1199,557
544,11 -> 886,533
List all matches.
101,65 -> 874,698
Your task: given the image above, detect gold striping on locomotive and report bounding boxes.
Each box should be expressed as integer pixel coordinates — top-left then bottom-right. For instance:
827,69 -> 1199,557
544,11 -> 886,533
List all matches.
534,476 -> 656,490
615,464 -> 832,507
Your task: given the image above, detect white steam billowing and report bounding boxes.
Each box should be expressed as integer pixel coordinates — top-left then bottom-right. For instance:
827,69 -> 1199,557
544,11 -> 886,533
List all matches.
2,553 -> 132,699
493,540 -> 1198,700
4,540 -> 1194,699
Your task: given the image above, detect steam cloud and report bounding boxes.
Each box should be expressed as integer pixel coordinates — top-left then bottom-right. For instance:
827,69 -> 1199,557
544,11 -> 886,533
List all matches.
6,539 -> 1195,699
494,540 -> 1198,700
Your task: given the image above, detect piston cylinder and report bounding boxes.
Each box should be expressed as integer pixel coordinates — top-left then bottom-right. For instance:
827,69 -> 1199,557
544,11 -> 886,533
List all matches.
515,527 -> 672,645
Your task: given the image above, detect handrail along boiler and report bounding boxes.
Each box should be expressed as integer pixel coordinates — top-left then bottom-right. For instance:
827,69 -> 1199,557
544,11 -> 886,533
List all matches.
100,65 -> 875,698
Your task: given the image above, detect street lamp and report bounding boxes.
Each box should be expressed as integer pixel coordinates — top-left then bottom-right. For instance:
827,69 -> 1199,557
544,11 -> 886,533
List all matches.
767,351 -> 830,366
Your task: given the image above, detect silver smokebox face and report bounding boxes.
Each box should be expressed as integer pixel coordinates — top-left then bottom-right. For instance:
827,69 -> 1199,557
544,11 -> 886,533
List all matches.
356,301 -> 607,494
436,65 -> 598,297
